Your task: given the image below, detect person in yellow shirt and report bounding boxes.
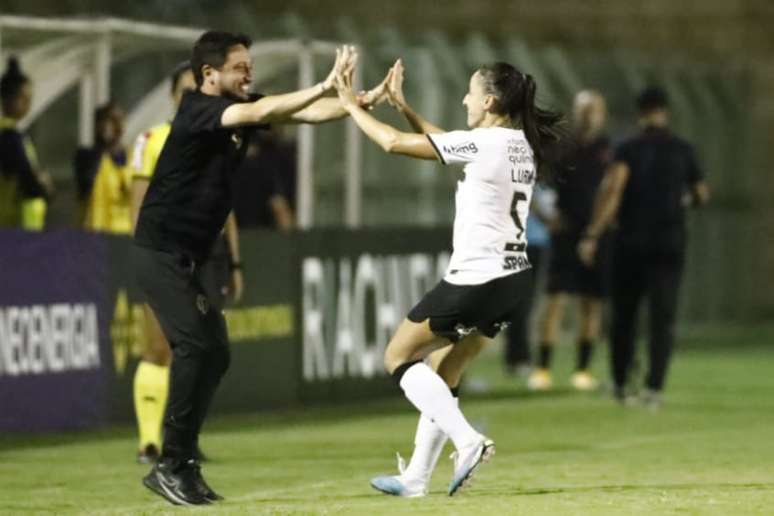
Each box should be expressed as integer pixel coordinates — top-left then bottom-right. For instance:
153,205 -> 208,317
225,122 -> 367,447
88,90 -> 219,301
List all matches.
75,102 -> 132,234
129,62 -> 244,463
0,56 -> 54,229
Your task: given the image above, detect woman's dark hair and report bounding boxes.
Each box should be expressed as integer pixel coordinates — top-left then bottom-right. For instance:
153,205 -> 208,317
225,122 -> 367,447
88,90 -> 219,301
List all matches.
170,61 -> 193,94
0,56 -> 29,108
191,31 -> 252,87
477,62 -> 569,178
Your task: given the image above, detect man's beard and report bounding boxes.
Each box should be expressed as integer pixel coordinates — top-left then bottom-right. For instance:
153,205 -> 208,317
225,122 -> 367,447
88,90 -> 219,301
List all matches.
223,86 -> 249,102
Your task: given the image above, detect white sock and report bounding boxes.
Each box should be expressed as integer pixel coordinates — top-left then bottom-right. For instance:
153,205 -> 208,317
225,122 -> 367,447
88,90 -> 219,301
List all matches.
401,398 -> 458,482
399,362 -> 479,450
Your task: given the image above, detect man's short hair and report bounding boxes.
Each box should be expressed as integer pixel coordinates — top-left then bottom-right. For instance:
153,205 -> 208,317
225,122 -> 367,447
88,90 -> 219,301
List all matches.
636,86 -> 669,113
191,31 -> 252,87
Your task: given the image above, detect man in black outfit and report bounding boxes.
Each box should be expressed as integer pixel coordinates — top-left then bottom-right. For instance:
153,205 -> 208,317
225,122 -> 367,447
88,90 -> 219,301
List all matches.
578,86 -> 710,408
133,33 -> 379,505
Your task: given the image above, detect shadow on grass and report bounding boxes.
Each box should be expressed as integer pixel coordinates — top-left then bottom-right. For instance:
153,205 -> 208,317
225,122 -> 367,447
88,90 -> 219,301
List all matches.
205,482 -> 774,505
0,384 -> 584,454
473,482 -> 774,497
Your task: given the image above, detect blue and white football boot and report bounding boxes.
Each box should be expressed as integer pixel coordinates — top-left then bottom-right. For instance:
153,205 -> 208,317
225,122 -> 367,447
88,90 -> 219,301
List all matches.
448,437 -> 495,496
370,453 -> 428,498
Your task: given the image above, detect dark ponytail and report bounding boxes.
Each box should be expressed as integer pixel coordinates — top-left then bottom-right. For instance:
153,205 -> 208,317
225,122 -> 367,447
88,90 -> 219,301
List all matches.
478,62 -> 569,180
0,56 -> 29,108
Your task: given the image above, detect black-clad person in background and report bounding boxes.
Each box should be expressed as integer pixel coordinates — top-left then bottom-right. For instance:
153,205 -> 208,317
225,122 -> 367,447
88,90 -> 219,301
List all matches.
578,86 -> 710,408
0,57 -> 54,229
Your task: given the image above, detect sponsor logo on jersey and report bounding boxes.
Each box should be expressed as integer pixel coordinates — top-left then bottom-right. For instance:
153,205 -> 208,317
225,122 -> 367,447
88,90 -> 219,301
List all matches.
507,139 -> 534,165
503,254 -> 531,271
443,141 -> 478,155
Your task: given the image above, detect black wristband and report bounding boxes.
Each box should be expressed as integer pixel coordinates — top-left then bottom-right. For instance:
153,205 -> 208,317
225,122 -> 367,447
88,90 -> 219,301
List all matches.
229,262 -> 242,271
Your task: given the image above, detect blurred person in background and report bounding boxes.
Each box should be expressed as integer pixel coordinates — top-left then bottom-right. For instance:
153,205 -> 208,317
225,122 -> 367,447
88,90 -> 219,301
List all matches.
337,58 -> 568,497
503,183 -> 555,376
0,56 -> 54,230
578,86 -> 710,409
529,90 -> 612,392
75,102 -> 132,233
129,61 -> 244,465
232,126 -> 296,230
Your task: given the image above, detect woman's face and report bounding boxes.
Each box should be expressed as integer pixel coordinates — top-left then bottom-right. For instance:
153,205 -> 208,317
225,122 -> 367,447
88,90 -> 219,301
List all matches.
97,107 -> 126,147
463,71 -> 491,128
5,81 -> 32,119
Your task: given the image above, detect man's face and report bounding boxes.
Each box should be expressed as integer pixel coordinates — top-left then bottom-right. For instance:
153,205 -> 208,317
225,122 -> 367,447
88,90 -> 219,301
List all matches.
573,91 -> 606,136
208,44 -> 252,100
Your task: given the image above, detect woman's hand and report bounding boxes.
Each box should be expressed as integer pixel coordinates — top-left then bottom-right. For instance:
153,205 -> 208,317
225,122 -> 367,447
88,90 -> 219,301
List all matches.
386,58 -> 407,109
357,68 -> 391,109
333,53 -> 359,109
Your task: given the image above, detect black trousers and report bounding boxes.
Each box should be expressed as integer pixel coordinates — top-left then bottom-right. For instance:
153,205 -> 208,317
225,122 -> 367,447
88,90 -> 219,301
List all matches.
505,246 -> 547,367
610,244 -> 684,392
133,244 -> 230,463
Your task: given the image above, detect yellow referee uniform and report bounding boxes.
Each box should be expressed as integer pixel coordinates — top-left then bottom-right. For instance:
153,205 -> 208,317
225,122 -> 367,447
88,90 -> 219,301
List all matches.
131,122 -> 171,181
130,121 -> 172,458
83,150 -> 132,234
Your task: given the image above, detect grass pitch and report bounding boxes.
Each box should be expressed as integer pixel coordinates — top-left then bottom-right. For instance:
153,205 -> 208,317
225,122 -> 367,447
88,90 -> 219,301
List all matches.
1,324 -> 773,515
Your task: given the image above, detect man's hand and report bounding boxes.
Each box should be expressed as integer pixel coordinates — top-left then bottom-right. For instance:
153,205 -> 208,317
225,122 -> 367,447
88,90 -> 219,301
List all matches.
547,213 -> 564,234
578,236 -> 598,267
38,170 -> 55,198
322,45 -> 357,93
333,53 -> 359,109
227,268 -> 244,305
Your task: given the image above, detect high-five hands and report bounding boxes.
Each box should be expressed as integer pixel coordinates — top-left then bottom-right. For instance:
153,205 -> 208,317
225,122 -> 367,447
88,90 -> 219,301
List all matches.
357,69 -> 391,109
333,51 -> 359,108
384,58 -> 407,109
330,50 -> 409,112
323,45 -> 357,92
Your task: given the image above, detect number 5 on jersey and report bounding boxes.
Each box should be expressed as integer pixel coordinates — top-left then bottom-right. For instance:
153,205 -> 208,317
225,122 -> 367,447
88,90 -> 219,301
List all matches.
505,190 -> 527,254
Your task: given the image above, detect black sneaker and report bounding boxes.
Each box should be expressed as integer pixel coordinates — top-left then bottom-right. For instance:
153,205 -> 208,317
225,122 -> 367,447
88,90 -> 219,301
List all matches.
190,461 -> 224,502
137,444 -> 160,465
142,459 -> 210,506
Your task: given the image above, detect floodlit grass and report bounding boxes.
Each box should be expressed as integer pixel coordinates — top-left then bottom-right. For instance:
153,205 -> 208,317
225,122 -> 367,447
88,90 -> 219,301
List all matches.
1,324 -> 772,514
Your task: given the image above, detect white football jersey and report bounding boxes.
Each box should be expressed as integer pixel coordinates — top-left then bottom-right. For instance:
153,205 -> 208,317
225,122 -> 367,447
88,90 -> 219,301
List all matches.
428,127 -> 536,285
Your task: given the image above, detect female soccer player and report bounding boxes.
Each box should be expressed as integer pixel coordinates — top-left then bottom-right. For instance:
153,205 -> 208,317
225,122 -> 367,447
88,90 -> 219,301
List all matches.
334,59 -> 566,496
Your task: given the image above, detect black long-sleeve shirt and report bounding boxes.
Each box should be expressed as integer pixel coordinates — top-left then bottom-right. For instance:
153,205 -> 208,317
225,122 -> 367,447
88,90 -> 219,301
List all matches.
0,120 -> 47,199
